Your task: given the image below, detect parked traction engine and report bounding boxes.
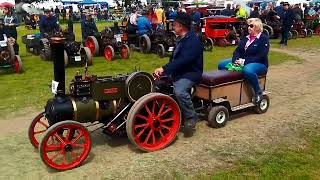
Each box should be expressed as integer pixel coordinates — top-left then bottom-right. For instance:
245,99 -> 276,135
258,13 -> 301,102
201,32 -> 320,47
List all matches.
29,37 -> 181,171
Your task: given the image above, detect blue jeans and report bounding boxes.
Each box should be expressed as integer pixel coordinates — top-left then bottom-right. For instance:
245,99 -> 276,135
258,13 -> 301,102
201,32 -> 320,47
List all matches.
218,58 -> 268,95
173,78 -> 198,124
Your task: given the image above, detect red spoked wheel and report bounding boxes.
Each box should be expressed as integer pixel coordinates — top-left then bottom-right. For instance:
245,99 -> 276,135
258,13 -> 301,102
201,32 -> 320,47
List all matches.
126,93 -> 181,152
13,55 -> 24,74
85,36 -> 99,56
28,112 -> 49,148
104,45 -> 115,61
217,38 -> 227,47
120,44 -> 130,59
39,121 -> 91,170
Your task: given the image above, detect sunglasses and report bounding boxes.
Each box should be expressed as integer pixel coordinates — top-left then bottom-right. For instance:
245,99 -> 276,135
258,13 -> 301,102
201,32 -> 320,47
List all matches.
248,24 -> 254,28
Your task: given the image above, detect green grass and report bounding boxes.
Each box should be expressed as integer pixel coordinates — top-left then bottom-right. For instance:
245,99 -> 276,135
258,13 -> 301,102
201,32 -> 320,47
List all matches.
0,22 -> 304,120
201,130 -> 320,179
270,36 -> 320,49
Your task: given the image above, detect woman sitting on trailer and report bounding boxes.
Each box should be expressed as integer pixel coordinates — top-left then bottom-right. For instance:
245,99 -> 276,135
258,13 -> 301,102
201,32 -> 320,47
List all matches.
217,18 -> 269,104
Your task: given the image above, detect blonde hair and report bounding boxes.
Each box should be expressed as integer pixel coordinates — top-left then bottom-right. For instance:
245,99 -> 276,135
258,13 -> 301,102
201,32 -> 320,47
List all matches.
247,18 -> 263,33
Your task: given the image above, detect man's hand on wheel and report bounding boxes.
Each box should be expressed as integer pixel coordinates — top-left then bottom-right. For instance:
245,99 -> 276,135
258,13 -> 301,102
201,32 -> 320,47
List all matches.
154,67 -> 164,78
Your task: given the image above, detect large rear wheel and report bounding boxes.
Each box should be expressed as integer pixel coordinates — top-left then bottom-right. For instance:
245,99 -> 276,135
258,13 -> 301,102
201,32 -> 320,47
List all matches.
126,93 -> 181,152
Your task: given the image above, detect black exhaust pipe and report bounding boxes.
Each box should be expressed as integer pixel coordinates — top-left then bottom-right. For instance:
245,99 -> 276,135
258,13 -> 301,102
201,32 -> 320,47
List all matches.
51,37 -> 66,95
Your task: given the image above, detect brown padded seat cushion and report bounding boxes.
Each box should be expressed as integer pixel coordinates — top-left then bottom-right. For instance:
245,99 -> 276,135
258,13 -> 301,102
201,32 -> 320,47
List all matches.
200,70 -> 245,86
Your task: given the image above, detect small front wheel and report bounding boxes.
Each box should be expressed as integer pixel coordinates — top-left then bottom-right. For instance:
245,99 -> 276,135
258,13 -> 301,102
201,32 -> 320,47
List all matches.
208,106 -> 229,128
39,121 -> 91,170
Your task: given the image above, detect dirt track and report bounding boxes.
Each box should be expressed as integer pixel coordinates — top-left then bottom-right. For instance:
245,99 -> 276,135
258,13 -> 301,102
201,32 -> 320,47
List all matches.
0,47 -> 320,179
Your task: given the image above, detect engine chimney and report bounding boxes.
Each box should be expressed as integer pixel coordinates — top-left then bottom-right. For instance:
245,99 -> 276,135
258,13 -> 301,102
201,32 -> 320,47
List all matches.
51,37 -> 66,95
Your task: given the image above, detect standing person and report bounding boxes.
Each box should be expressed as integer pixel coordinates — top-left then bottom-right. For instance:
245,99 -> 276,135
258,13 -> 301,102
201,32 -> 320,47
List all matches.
154,12 -> 203,133
155,5 -> 165,30
61,7 -> 66,21
218,18 -> 269,104
81,13 -> 98,45
235,5 -> 247,19
3,6 -> 19,55
250,4 -> 260,18
54,6 -> 60,21
280,2 -> 295,46
221,4 -> 235,16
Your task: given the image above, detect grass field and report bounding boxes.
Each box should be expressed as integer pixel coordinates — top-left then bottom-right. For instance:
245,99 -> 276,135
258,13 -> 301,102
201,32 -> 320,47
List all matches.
0,22 -> 304,119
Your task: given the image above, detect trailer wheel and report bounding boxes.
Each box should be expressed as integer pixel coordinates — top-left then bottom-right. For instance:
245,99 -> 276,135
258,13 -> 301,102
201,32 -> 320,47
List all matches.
253,95 -> 270,114
156,44 -> 165,58
81,47 -> 93,66
203,37 -> 214,51
126,93 -> 181,152
307,29 -> 313,37
85,36 -> 99,56
291,30 -> 298,39
39,121 -> 91,170
28,112 -> 49,149
40,38 -> 51,61
139,34 -> 151,54
64,50 -> 69,67
13,55 -> 24,73
104,45 -> 115,61
120,44 -> 130,59
208,106 -> 229,128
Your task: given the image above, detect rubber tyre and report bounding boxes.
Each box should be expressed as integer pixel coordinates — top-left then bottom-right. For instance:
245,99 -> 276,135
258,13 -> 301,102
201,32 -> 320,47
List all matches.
120,44 -> 130,59
156,44 -> 165,58
104,45 -> 115,61
85,36 -> 99,56
208,106 -> 229,128
81,47 -> 93,66
253,95 -> 270,114
263,24 -> 274,37
13,55 -> 24,73
39,121 -> 91,170
126,93 -> 181,152
139,34 -> 151,54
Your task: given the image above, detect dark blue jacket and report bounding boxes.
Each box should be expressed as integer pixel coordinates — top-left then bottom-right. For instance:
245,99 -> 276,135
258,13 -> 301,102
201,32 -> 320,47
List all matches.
232,33 -> 269,67
0,26 -> 8,41
163,31 -> 203,82
81,19 -> 98,40
282,8 -> 295,26
137,16 -> 152,36
39,15 -> 59,37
